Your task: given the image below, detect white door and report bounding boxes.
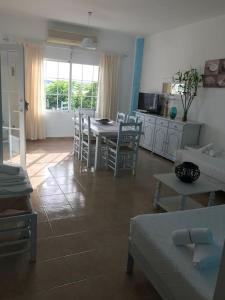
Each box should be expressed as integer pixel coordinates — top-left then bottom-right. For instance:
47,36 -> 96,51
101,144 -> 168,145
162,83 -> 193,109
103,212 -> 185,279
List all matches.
153,126 -> 167,156
0,44 -> 26,167
143,122 -> 155,150
165,128 -> 182,161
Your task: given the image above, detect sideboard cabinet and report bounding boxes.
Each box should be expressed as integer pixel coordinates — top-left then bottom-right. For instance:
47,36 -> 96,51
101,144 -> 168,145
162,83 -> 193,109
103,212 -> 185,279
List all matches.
136,112 -> 202,161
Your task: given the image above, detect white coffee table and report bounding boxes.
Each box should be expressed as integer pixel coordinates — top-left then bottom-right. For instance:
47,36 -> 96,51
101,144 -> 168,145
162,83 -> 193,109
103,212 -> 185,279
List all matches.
153,173 -> 221,212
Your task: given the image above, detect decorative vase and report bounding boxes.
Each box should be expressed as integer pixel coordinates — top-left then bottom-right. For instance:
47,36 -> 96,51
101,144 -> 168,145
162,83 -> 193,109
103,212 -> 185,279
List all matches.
170,106 -> 177,119
182,111 -> 188,122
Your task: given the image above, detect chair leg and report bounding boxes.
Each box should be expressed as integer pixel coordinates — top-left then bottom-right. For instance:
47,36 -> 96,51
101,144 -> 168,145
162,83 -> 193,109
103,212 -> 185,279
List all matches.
78,135 -> 82,160
73,139 -> 75,155
78,141 -> 81,160
81,141 -> 84,161
87,142 -> 91,168
114,156 -> 119,176
132,154 -> 138,176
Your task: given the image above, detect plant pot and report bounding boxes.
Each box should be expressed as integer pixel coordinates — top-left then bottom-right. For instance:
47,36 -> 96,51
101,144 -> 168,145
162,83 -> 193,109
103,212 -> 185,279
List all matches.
182,111 -> 188,122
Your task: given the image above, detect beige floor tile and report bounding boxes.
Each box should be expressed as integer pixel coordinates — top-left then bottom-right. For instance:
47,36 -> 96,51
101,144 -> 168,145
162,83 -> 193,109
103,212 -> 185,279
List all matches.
55,176 -> 77,185
35,207 -> 49,223
37,186 -> 63,196
37,231 -> 95,261
50,217 -> 89,235
37,221 -> 53,238
40,194 -> 70,207
45,205 -> 74,220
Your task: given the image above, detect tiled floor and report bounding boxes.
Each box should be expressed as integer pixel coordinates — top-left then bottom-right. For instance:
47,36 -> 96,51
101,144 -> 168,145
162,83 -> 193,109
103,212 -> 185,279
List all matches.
0,138 -> 224,299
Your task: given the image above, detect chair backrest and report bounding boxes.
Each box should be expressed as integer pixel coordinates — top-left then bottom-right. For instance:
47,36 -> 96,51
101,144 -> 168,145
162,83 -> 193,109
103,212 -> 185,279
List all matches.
77,107 -> 96,117
117,122 -> 142,150
80,115 -> 91,141
126,114 -> 139,123
74,108 -> 95,134
74,112 -> 82,136
116,112 -> 127,123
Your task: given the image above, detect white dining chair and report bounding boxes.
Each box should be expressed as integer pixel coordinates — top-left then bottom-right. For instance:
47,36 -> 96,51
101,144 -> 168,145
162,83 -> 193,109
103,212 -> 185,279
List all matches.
73,108 -> 96,159
80,115 -> 95,168
80,115 -> 107,168
104,112 -> 127,145
107,122 -> 142,176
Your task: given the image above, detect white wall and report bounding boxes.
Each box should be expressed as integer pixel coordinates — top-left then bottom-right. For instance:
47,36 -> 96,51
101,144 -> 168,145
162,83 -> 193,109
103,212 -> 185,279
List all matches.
0,13 -> 47,42
0,12 -> 135,137
141,14 -> 225,149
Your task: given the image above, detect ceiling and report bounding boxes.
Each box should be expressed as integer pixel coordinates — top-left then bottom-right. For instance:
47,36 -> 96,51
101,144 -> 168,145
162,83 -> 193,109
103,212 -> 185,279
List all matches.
1,0 -> 225,35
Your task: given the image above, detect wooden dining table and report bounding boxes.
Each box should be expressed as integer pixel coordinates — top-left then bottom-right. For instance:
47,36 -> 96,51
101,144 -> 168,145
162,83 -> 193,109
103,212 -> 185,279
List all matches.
90,118 -> 119,170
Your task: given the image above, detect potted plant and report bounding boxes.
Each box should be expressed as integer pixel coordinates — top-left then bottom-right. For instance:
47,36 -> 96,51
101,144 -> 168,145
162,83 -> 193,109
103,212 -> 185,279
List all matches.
173,68 -> 202,122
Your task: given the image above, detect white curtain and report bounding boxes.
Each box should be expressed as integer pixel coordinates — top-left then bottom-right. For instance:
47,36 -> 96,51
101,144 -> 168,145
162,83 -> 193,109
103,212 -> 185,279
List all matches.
97,53 -> 120,120
25,43 -> 46,140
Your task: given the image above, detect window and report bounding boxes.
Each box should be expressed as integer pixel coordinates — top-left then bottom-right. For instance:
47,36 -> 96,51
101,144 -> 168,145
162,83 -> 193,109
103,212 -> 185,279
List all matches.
171,83 -> 184,95
44,60 -> 99,111
44,60 -> 70,110
71,64 -> 99,110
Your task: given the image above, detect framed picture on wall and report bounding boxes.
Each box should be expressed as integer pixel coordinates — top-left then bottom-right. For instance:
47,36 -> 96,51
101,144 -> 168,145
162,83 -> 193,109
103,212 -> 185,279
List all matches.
219,59 -> 225,74
217,74 -> 225,87
204,59 -> 220,75
203,75 -> 217,87
203,58 -> 225,87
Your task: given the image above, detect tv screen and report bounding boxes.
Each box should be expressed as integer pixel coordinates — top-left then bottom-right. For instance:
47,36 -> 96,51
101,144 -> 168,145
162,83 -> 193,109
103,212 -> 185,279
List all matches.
138,93 -> 158,111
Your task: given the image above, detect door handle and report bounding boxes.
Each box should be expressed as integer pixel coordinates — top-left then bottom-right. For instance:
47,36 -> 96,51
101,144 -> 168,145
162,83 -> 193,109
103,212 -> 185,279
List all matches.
19,99 -> 29,112
25,100 -> 29,111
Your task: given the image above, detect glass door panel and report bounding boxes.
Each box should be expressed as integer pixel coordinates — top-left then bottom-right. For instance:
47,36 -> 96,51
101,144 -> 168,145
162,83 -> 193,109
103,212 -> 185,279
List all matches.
0,44 -> 26,167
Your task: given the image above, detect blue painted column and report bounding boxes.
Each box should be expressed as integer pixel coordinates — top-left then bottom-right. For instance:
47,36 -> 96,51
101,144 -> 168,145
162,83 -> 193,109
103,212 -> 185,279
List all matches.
130,37 -> 145,112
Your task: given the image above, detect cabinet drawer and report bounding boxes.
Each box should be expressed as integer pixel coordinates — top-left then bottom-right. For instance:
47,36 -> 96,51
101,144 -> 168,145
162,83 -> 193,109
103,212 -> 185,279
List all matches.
156,118 -> 168,127
145,115 -> 156,124
169,122 -> 183,131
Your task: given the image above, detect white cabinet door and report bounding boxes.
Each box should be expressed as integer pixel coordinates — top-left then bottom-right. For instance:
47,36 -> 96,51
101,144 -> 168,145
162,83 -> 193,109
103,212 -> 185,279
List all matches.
143,122 -> 155,150
153,126 -> 167,155
137,114 -> 145,146
165,128 -> 182,161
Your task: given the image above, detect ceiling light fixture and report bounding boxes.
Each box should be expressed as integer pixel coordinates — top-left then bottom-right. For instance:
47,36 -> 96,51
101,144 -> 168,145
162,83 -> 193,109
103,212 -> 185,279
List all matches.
80,11 -> 97,50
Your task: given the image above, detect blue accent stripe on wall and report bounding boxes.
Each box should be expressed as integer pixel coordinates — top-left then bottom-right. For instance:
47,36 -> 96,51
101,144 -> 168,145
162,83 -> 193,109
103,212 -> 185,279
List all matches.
130,37 -> 144,112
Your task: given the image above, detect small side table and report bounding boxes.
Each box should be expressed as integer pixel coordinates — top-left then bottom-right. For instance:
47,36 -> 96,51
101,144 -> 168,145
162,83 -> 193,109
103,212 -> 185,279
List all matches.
153,173 -> 220,212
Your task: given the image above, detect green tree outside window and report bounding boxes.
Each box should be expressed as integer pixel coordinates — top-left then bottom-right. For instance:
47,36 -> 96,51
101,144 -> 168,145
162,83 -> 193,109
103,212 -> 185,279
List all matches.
45,80 -> 98,110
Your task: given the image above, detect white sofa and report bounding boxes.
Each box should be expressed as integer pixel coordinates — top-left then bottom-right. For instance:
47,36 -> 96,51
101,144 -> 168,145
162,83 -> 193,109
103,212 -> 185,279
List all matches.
176,147 -> 225,192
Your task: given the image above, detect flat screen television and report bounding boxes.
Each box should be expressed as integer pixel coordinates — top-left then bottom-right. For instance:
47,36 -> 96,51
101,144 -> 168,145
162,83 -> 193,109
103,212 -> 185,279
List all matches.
138,93 -> 164,115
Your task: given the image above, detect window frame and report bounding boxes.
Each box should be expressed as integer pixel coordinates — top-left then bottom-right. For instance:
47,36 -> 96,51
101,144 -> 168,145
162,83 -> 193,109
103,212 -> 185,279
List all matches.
44,58 -> 99,112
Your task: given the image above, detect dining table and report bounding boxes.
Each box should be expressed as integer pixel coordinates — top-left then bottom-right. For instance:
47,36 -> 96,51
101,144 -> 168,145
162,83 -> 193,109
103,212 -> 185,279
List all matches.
90,118 -> 119,170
